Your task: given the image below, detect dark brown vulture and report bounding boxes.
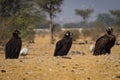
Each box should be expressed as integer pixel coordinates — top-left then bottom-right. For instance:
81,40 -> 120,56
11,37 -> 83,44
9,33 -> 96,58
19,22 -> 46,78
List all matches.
5,30 -> 22,59
54,31 -> 73,56
93,27 -> 116,55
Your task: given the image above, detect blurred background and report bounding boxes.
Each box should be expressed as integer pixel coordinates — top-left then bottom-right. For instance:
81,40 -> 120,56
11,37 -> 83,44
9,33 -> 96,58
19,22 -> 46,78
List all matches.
0,0 -> 120,48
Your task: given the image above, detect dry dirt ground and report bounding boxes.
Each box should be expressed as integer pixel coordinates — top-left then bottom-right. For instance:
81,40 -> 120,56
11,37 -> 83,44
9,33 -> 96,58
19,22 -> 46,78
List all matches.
0,35 -> 120,80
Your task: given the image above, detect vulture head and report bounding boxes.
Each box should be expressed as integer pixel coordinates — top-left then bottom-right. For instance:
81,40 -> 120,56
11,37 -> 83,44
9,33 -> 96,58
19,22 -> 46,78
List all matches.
106,27 -> 113,35
13,30 -> 20,37
64,31 -> 73,38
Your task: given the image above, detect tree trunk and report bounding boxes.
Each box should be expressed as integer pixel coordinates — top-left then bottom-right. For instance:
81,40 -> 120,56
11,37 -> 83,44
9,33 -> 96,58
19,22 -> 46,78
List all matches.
82,18 -> 87,42
49,13 -> 54,44
83,18 -> 87,27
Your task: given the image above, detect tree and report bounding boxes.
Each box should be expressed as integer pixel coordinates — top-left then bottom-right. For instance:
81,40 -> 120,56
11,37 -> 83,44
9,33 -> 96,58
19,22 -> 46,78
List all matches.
0,0 -> 47,47
96,13 -> 114,26
110,10 -> 120,26
0,0 -> 22,46
75,8 -> 93,27
75,8 -> 93,41
35,0 -> 63,44
63,22 -> 83,28
0,0 -> 21,17
110,10 -> 120,36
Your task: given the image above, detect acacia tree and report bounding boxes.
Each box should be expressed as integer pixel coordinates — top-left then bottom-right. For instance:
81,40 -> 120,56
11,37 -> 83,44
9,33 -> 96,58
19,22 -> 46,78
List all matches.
96,13 -> 114,26
75,8 -> 93,27
0,0 -> 22,46
110,10 -> 120,26
0,0 -> 46,47
0,0 -> 21,17
36,0 -> 63,44
109,10 -> 120,36
75,8 -> 93,40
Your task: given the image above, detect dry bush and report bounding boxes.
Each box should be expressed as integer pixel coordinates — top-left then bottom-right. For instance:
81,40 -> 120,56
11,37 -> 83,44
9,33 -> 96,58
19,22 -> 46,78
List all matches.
53,25 -> 62,36
113,26 -> 120,37
34,29 -> 49,37
82,23 -> 106,41
70,30 -> 81,41
90,26 -> 105,40
0,25 -> 12,48
82,28 -> 92,38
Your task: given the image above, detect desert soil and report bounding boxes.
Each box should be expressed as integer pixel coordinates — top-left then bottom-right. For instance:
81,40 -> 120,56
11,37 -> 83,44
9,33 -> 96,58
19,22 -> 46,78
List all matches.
0,35 -> 120,80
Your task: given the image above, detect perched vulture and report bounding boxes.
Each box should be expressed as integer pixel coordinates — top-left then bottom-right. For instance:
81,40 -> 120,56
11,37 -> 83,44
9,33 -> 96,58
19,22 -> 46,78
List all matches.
5,30 -> 22,59
54,31 -> 73,56
93,27 -> 116,55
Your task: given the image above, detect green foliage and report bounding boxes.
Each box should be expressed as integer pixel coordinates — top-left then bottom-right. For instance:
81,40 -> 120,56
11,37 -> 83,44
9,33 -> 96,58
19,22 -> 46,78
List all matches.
0,17 -> 13,47
110,10 -> 120,17
110,10 -> 120,26
75,8 -> 93,27
35,0 -> 63,44
75,8 -> 94,40
96,13 -> 114,26
0,0 -> 47,47
36,0 -> 63,15
0,0 -> 21,17
75,8 -> 93,20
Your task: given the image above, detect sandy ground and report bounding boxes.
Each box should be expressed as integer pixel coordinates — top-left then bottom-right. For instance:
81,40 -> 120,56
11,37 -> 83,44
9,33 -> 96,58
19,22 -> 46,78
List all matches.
0,35 -> 120,80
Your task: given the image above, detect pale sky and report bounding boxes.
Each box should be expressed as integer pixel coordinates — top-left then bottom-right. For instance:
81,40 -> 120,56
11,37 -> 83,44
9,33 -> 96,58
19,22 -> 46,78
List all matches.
54,0 -> 120,24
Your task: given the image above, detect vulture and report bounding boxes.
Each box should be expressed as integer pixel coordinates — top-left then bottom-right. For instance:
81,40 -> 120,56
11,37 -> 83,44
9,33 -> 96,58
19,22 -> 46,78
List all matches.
5,30 -> 22,59
54,31 -> 73,56
93,27 -> 116,55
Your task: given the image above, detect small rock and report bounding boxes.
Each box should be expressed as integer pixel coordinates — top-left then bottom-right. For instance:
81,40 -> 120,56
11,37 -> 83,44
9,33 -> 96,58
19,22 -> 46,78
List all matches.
26,72 -> 28,75
71,70 -> 74,72
26,71 -> 33,74
115,65 -> 119,67
62,66 -> 66,68
96,60 -> 99,62
116,75 -> 120,78
88,77 -> 90,80
56,63 -> 59,65
1,70 -> 6,73
23,78 -> 26,80
20,60 -> 23,62
39,69 -> 42,71
72,67 -> 77,69
75,64 -> 79,66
